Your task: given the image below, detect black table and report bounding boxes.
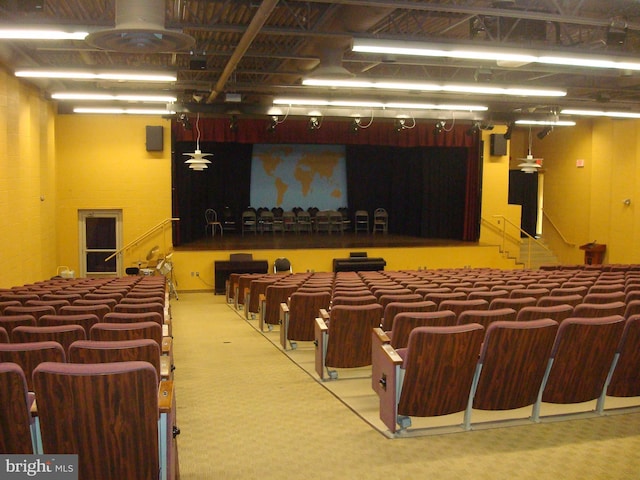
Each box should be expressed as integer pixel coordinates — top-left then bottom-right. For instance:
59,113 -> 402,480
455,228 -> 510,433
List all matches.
332,257 -> 386,272
214,260 -> 269,294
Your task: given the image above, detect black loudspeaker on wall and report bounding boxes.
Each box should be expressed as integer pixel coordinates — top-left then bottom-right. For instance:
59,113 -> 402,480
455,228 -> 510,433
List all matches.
490,133 -> 507,156
146,126 -> 164,151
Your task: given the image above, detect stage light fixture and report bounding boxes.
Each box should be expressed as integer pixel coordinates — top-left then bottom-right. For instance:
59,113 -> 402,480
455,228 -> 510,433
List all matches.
503,122 -> 514,140
308,116 -> 321,131
267,116 -> 278,133
537,126 -> 553,139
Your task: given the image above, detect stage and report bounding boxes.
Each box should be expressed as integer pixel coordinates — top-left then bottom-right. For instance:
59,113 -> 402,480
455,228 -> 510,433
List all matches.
175,231 -> 473,251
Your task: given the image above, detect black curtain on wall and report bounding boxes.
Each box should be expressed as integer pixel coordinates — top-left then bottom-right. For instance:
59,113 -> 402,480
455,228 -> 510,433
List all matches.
346,145 -> 468,239
172,141 -> 252,245
508,170 -> 539,237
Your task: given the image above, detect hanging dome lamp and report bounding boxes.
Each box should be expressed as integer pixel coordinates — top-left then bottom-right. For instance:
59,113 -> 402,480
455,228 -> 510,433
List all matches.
183,113 -> 212,171
518,127 -> 543,173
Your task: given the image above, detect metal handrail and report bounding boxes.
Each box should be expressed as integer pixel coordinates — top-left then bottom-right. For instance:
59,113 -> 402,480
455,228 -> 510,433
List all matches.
491,215 -> 552,269
542,209 -> 576,247
105,218 -> 179,262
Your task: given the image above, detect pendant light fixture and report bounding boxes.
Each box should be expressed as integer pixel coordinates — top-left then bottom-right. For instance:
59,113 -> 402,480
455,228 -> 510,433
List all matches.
183,113 -> 212,171
518,127 -> 543,173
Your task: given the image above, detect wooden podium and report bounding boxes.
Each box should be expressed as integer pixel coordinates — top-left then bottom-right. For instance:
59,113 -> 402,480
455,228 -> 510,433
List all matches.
579,243 -> 606,265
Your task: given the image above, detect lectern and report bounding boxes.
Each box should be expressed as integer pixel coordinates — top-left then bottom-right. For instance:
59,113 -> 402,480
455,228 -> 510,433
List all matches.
579,243 -> 606,265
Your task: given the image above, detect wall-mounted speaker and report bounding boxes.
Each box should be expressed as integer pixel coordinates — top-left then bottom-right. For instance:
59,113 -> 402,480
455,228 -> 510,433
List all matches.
490,133 -> 507,156
146,126 -> 163,151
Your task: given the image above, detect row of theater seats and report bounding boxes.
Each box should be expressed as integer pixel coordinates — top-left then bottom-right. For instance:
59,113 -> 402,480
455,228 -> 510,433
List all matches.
227,266 -> 640,433
0,275 -> 179,480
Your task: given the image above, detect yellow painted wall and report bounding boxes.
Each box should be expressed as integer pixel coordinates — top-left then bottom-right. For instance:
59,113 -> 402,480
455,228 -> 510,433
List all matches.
479,127 -> 522,257
529,119 -> 640,265
55,115 -> 173,277
0,69 -> 58,287
172,244 -> 520,292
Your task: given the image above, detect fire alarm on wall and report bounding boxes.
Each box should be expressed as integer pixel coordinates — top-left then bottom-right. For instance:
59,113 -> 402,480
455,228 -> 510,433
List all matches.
576,159 -> 585,168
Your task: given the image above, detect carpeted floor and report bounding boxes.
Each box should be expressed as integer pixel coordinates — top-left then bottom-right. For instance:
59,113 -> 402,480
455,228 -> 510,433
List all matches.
172,292 -> 640,480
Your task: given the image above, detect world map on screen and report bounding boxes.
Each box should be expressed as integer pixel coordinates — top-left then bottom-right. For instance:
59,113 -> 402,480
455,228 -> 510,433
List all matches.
250,144 -> 347,210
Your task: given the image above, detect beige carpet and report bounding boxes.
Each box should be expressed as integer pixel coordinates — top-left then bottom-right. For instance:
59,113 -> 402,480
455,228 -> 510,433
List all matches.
172,292 -> 640,479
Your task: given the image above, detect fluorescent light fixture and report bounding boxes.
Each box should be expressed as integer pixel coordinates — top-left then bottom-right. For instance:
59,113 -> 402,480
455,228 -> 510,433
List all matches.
52,93 -> 177,103
515,119 -> 576,126
15,70 -> 177,82
73,107 -> 176,115
303,78 -> 565,97
561,109 -> 640,119
352,38 -> 640,72
0,29 -> 88,40
273,98 -> 487,112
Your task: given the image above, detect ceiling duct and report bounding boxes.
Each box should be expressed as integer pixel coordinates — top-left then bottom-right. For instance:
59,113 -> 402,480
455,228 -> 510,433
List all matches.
86,0 -> 195,54
306,48 -> 354,80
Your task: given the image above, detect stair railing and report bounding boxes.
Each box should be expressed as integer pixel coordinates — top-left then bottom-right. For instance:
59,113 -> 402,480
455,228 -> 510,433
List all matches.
105,218 -> 179,263
489,215 -> 552,269
542,210 -> 576,247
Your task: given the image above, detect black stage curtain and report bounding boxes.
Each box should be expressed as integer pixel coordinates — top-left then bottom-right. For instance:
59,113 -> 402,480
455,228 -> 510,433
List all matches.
172,118 -> 481,245
346,146 -> 470,239
172,141 -> 252,245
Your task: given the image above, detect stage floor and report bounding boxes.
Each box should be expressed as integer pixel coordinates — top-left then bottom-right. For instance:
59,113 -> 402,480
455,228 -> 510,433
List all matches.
176,231 -> 473,251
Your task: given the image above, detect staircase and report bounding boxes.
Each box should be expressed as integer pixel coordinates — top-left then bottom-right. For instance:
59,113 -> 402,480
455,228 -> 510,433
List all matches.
518,237 -> 558,270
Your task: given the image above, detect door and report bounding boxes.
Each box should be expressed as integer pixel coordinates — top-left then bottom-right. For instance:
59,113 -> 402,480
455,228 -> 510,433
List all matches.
78,210 -> 123,277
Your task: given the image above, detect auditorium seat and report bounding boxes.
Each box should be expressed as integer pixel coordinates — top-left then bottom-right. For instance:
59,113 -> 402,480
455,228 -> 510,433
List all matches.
259,283 -> 301,332
331,294 -> 378,306
489,296 -> 538,313
467,289 -> 510,302
423,291 -> 467,307
572,301 -> 626,318
456,308 -> 518,329
60,304 -> 111,323
600,315 -> 640,404
3,304 -> 56,323
533,315 -> 625,421
372,310 -> 457,395
380,300 -> 437,331
0,362 -> 34,454
0,341 -> 66,391
314,303 -> 383,380
38,313 -> 100,336
376,324 -> 484,433
0,314 -> 36,336
464,319 -> 559,429
0,326 -> 7,343
11,325 -> 86,356
438,299 -> 489,319
68,339 -> 167,380
245,277 -> 279,320
537,294 -> 583,308
516,304 -> 574,323
280,291 -> 331,350
25,299 -> 70,314
33,361 -> 178,480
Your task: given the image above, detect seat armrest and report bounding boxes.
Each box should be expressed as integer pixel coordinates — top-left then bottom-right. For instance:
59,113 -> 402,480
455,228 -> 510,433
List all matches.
373,327 -> 390,344
316,316 -> 328,332
381,343 -> 403,364
319,309 -> 329,321
158,380 -> 174,413
279,302 -> 290,350
160,356 -> 172,379
162,336 -> 172,356
372,328 -> 394,394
